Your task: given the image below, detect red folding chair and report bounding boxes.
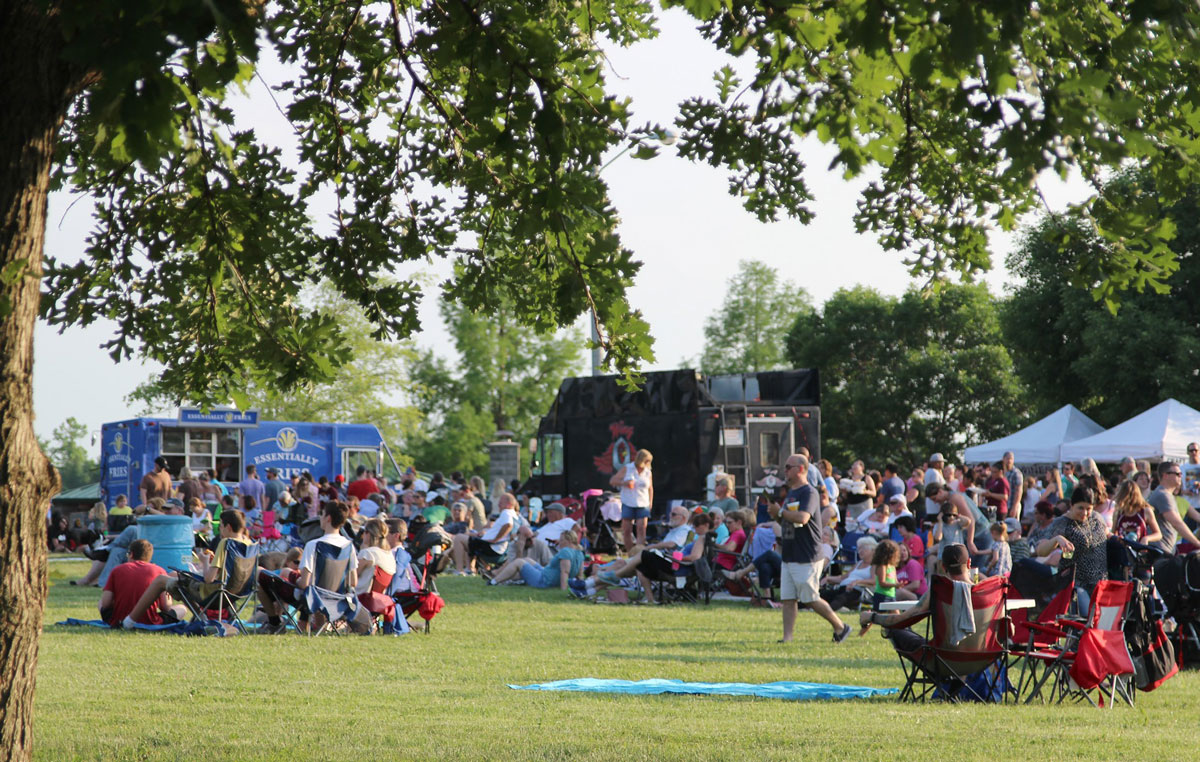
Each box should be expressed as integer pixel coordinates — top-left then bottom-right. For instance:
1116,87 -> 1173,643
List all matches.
358,566 -> 396,633
888,575 -> 1011,702
391,550 -> 445,633
1010,581 -> 1075,698
1022,580 -> 1135,707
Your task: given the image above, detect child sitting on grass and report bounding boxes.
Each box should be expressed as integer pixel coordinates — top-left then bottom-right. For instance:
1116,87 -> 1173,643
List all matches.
859,538 -> 900,636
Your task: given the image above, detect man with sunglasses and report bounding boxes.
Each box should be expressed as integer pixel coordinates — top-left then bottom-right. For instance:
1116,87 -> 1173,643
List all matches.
771,454 -> 852,644
1150,462 -> 1200,556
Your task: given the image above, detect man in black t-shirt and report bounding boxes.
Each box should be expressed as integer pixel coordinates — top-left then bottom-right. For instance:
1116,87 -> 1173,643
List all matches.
770,453 -> 852,644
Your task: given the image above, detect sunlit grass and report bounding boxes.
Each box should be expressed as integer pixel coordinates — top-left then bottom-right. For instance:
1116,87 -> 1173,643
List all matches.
34,559 -> 1200,761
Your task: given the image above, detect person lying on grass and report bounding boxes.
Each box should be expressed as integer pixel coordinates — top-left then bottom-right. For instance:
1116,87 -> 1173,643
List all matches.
595,512 -> 711,604
487,523 -> 585,589
73,499 -> 185,587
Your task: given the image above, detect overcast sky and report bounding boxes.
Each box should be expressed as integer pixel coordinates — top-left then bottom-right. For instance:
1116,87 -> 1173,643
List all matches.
34,8 -> 1086,453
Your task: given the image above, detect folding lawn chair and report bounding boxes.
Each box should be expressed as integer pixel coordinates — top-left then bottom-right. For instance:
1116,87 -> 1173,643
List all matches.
888,575 -> 1011,702
302,541 -> 364,636
390,545 -> 444,633
258,509 -> 289,554
470,529 -> 513,580
172,541 -> 260,632
1010,579 -> 1075,699
649,537 -> 717,605
1021,579 -> 1136,707
359,566 -> 399,634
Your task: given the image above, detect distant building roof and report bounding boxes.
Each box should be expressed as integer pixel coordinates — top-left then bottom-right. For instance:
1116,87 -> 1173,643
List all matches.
51,482 -> 102,506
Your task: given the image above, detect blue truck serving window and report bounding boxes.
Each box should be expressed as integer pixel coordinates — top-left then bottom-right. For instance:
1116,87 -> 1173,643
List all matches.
99,414 -> 400,507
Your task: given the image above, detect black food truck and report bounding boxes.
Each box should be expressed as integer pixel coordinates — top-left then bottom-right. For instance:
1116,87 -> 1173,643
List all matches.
526,368 -> 820,513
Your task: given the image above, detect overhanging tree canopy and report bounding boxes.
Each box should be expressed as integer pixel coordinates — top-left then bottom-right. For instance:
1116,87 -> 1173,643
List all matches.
8,2 -> 1200,758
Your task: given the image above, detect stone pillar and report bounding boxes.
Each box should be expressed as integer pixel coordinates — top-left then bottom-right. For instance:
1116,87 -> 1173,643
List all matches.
488,429 -> 521,488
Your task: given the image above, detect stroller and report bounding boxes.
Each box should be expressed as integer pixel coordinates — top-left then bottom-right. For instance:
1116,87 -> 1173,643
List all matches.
583,493 -> 622,555
406,516 -> 454,580
1153,550 -> 1200,665
389,543 -> 445,633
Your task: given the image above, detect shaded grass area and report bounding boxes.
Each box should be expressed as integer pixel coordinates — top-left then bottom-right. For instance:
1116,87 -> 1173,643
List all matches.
36,559 -> 1199,761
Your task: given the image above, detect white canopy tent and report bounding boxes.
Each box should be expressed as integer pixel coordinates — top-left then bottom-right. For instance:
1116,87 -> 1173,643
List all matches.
1059,399 -> 1200,464
964,404 -> 1106,465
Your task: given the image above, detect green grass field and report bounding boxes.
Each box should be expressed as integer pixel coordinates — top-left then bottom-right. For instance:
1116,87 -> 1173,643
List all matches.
34,558 -> 1199,761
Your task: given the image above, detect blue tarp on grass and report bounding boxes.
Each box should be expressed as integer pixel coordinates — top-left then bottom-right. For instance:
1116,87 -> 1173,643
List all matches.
509,678 -> 896,701
56,618 -> 229,635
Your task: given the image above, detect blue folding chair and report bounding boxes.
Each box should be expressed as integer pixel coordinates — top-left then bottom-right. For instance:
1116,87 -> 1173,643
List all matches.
172,540 -> 260,632
302,541 -> 362,636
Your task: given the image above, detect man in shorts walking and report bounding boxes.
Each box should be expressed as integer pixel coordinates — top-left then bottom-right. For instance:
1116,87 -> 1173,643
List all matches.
771,453 -> 852,644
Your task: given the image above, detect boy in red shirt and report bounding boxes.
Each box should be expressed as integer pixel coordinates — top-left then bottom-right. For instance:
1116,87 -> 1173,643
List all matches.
99,539 -> 183,627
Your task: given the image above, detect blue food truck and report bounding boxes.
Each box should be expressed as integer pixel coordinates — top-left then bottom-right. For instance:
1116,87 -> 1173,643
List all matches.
98,408 -> 402,506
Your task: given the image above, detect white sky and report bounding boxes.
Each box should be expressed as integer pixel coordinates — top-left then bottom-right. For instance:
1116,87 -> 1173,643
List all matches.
34,8 -> 1087,454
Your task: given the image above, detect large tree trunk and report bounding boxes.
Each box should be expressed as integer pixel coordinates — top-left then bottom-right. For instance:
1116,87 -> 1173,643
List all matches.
0,3 -> 75,759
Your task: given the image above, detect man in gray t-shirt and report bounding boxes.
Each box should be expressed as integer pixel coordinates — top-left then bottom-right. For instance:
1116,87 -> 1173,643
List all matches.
1002,451 -> 1023,520
1149,463 -> 1200,555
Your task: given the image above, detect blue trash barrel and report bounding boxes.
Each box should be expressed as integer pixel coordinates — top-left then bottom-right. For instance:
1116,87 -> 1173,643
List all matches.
136,515 -> 194,571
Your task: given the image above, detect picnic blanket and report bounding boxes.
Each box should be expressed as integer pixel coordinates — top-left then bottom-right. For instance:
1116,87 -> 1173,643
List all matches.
508,678 -> 896,701
56,618 -> 232,636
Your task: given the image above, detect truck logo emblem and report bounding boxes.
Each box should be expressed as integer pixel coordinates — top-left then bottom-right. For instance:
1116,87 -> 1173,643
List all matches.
249,428 -> 326,453
593,420 -> 637,475
276,428 -> 299,452
111,432 -> 125,453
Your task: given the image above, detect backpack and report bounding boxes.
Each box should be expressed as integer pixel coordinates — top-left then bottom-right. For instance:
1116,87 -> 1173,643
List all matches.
1124,581 -> 1178,691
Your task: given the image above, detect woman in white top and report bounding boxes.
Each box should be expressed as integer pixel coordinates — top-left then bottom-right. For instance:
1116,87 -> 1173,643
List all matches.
610,449 -> 653,552
820,536 -> 877,611
188,497 -> 213,540
355,518 -> 397,595
1022,475 -> 1042,518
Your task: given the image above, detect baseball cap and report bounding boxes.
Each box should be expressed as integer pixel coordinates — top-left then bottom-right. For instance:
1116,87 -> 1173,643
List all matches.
545,502 -> 566,513
1003,517 -> 1020,534
266,467 -> 278,475
334,474 -> 345,483
887,493 -> 907,505
929,453 -> 945,463
165,498 -> 185,509
154,456 -> 169,470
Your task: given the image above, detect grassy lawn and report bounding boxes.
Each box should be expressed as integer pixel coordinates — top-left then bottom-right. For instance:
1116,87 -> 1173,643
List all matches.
34,558 -> 1199,761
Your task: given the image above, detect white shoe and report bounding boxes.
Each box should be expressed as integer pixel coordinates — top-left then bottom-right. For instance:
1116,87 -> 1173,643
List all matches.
121,616 -> 137,630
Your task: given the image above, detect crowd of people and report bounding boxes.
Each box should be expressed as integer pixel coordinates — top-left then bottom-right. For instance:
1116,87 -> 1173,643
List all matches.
55,441 -> 1200,640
